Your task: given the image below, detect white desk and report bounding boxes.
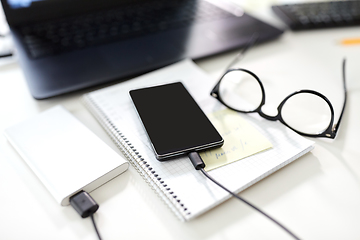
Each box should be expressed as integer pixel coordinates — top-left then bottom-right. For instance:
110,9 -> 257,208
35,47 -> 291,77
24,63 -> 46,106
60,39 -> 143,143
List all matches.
1,2 -> 360,240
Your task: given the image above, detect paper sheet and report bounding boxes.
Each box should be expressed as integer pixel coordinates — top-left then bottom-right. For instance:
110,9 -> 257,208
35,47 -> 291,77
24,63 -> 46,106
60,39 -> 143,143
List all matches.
200,109 -> 273,171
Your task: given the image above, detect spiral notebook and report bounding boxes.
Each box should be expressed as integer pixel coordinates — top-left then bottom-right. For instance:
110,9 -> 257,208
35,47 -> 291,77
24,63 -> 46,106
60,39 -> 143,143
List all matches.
82,59 -> 314,221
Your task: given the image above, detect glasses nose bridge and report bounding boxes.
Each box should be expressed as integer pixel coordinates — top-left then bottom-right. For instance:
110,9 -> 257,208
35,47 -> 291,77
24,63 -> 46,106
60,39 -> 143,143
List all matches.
257,107 -> 281,121
253,85 -> 281,122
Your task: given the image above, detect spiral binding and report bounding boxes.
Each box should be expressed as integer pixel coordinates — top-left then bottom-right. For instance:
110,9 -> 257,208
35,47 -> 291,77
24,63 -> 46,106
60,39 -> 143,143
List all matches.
82,95 -> 191,221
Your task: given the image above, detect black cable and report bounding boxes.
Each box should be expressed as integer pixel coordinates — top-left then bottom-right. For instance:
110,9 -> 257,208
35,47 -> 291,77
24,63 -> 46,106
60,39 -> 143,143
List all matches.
90,214 -> 102,240
0,33 -> 13,58
70,191 -> 102,240
188,152 -> 300,240
200,169 -> 300,239
0,53 -> 13,58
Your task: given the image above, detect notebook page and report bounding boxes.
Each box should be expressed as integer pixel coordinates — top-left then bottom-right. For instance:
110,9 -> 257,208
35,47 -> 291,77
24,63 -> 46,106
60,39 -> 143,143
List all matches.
85,59 -> 314,220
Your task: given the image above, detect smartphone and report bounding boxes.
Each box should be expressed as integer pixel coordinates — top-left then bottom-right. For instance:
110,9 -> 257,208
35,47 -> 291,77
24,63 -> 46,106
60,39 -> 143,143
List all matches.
130,82 -> 224,160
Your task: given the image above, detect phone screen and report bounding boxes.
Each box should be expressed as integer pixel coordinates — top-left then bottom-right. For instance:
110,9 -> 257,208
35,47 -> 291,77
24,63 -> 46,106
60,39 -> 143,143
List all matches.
130,82 -> 223,160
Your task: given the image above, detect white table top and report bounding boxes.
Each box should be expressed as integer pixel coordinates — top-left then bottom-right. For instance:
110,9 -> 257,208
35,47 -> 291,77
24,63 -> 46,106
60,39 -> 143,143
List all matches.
1,1 -> 360,239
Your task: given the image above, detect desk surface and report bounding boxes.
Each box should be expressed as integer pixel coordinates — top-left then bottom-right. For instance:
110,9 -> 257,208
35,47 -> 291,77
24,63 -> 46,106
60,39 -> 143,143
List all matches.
1,1 -> 360,240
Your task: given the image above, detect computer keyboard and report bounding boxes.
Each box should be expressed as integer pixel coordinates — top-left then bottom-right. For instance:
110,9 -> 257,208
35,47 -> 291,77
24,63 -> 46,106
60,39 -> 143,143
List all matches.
272,1 -> 360,30
20,0 -> 233,58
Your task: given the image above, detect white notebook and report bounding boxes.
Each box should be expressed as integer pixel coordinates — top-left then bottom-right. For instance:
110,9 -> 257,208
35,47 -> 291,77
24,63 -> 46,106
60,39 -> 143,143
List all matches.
82,59 -> 314,221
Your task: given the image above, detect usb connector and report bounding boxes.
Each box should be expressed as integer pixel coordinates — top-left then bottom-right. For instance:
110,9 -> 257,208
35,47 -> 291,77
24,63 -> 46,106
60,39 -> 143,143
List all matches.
70,191 -> 99,218
70,191 -> 102,240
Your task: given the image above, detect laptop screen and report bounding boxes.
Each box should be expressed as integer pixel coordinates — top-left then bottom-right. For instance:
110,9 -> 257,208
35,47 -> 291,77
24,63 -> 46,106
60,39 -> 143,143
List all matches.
2,0 -> 136,26
7,0 -> 45,9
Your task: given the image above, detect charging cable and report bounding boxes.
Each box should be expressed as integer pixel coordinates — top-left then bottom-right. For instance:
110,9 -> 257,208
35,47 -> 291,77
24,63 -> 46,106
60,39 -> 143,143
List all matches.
0,33 -> 13,58
188,152 -> 300,240
70,191 -> 102,240
68,153 -> 299,240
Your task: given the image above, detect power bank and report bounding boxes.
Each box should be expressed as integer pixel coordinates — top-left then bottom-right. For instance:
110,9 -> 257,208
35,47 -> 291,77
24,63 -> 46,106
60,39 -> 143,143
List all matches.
4,105 -> 129,206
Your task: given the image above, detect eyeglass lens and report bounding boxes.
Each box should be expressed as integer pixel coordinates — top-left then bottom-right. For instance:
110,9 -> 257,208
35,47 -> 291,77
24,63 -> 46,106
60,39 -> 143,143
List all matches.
219,70 -> 263,111
218,70 -> 333,135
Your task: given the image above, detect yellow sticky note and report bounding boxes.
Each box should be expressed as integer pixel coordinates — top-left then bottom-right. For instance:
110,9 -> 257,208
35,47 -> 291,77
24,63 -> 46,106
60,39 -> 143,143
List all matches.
200,109 -> 272,171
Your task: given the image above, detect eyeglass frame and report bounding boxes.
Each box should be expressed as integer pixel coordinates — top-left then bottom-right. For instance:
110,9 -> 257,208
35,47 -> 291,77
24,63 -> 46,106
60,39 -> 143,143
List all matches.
210,55 -> 347,139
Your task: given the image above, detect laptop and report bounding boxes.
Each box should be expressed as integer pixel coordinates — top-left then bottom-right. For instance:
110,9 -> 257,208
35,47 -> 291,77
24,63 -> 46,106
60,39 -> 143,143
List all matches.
1,0 -> 283,99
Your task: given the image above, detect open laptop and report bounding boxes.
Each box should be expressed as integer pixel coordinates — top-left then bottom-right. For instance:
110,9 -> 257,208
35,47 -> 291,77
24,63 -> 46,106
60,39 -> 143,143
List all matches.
1,0 -> 283,99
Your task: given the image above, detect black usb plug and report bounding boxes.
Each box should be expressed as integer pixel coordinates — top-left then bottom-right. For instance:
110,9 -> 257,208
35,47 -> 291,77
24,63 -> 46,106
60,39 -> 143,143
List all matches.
188,152 -> 205,170
70,191 -> 99,218
70,191 -> 102,240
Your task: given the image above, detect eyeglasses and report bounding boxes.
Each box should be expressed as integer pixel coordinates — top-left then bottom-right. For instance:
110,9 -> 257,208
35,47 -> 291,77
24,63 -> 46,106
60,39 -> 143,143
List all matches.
210,39 -> 347,139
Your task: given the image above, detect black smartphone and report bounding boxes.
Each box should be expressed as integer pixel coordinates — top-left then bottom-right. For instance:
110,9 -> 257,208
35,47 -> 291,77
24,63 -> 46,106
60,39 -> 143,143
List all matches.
130,82 -> 224,160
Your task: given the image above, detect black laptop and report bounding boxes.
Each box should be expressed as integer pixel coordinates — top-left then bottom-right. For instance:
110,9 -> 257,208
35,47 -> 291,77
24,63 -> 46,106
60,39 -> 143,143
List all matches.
1,0 -> 283,99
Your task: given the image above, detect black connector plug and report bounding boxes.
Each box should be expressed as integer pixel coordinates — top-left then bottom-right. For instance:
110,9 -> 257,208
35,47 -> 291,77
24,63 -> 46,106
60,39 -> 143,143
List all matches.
188,152 -> 205,170
70,191 -> 102,239
70,191 -> 99,218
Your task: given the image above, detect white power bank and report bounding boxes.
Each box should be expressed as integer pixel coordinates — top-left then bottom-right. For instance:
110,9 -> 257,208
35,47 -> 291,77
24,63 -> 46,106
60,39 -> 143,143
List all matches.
4,105 -> 129,206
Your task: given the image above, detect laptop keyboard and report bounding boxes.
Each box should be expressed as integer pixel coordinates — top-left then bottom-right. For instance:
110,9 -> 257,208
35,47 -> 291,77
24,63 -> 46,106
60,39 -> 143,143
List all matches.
20,0 -> 234,58
272,1 -> 360,30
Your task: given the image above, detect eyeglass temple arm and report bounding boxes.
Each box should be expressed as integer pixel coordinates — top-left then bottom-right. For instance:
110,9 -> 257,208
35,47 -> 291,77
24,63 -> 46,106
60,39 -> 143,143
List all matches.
212,33 -> 259,95
224,33 -> 259,71
332,58 -> 347,134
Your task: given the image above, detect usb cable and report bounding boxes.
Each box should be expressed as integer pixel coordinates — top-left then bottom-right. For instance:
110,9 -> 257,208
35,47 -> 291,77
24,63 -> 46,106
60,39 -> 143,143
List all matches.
188,152 -> 300,240
0,33 -> 13,58
69,152 -> 300,240
70,191 -> 102,240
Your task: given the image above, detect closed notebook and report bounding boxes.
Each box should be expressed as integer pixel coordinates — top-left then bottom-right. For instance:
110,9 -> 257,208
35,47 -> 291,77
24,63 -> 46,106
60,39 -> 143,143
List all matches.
82,59 -> 314,221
